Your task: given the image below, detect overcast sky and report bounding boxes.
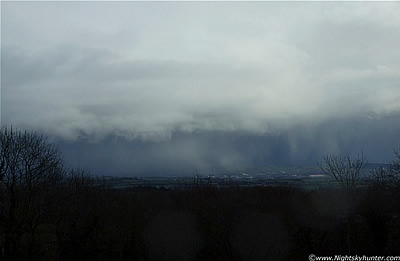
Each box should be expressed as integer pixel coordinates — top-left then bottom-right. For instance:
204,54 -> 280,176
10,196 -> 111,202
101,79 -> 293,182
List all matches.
2,2 -> 400,174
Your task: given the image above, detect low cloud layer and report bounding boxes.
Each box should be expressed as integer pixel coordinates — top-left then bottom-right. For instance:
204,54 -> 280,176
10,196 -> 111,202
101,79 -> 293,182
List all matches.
2,2 -> 400,173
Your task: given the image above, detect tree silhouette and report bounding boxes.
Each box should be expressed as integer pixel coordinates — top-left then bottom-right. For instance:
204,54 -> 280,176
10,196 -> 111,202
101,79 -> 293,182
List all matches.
320,152 -> 367,254
320,153 -> 367,192
388,147 -> 400,185
371,147 -> 400,188
0,126 -> 64,260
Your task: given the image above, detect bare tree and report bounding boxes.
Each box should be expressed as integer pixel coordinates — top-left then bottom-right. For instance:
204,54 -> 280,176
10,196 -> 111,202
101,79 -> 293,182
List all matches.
67,168 -> 95,192
370,147 -> 400,188
320,152 -> 367,192
0,126 -> 64,260
319,152 -> 367,254
371,166 -> 389,188
388,147 -> 400,185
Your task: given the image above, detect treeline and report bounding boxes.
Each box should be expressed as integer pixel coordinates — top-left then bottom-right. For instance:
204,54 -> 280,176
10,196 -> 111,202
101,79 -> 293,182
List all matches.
1,126 -> 400,260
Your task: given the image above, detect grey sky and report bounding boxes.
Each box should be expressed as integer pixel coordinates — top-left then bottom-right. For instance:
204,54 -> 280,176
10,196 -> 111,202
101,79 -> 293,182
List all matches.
2,2 -> 400,173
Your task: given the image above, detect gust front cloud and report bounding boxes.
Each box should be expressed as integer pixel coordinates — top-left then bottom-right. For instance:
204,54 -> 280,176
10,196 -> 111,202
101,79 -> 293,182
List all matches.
1,42 -> 315,139
2,2 -> 400,143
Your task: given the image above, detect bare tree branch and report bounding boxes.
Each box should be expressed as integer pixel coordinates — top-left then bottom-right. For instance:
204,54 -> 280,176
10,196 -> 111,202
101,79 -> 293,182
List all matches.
320,152 -> 367,191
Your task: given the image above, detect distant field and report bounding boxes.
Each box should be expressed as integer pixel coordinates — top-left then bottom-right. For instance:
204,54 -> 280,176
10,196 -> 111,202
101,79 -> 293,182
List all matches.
101,164 -> 380,190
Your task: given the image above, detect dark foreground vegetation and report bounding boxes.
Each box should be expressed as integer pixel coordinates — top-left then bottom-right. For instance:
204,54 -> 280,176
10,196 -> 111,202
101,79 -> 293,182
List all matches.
2,126 -> 400,260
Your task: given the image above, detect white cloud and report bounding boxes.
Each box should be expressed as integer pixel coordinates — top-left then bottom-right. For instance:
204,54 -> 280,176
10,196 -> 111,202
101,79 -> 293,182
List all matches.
2,1 -> 400,142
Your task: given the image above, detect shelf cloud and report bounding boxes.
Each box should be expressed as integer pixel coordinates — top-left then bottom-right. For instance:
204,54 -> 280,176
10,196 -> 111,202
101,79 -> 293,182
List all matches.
2,2 -> 400,174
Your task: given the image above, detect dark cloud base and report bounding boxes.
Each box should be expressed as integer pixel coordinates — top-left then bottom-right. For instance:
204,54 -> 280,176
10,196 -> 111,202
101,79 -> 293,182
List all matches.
57,116 -> 400,176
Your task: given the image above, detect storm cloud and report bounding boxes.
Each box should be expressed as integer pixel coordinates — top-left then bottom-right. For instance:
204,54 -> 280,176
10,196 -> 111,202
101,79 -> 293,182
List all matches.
2,2 -> 400,174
